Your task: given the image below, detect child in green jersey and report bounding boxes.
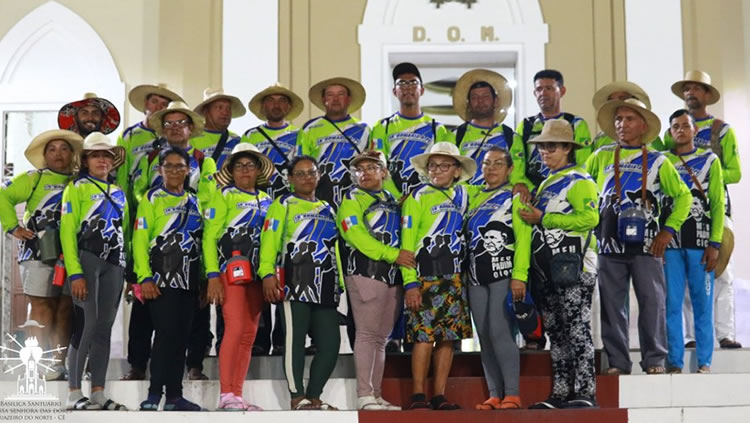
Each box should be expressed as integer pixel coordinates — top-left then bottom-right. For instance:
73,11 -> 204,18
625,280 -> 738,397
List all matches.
401,142 -> 476,410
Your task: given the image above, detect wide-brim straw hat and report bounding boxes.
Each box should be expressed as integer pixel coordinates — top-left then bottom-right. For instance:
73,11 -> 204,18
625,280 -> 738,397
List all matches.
452,69 -> 513,123
24,129 -> 84,170
149,101 -> 205,138
671,70 -> 720,105
527,120 -> 581,148
410,142 -> 477,184
214,143 -> 275,187
715,227 -> 734,278
592,81 -> 651,111
597,98 -> 661,144
80,132 -> 126,169
128,83 -> 185,113
248,84 -> 304,121
308,77 -> 366,113
194,88 -> 247,118
58,93 -> 121,135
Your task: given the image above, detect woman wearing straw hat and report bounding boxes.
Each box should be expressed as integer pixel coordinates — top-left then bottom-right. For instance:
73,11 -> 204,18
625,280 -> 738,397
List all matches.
203,143 -> 274,410
518,120 -> 599,409
258,155 -> 342,410
0,129 -> 83,380
133,147 -> 204,411
401,142 -> 475,410
337,150 -> 411,410
59,132 -> 128,410
465,146 -> 531,410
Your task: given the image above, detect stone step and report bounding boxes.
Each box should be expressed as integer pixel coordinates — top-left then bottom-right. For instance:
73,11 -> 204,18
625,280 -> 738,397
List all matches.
619,373 -> 750,408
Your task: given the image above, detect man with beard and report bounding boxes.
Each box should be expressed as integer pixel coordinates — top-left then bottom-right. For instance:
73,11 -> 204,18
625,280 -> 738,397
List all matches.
451,69 -> 516,186
585,98 -> 691,375
371,63 -> 451,198
58,93 -> 120,137
298,77 -> 370,209
511,70 -> 591,203
191,88 -> 246,169
654,71 -> 742,349
241,84 -> 304,356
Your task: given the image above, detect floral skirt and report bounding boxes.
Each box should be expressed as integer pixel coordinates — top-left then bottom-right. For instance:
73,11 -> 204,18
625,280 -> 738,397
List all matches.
406,274 -> 472,343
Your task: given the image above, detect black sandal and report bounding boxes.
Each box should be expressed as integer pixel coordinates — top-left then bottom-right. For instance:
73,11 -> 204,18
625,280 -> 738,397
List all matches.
407,394 -> 432,410
430,395 -> 460,410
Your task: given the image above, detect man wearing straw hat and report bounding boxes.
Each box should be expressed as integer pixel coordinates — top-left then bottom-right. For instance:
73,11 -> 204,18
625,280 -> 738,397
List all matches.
191,88 -> 247,169
58,92 -> 121,138
299,77 -> 370,209
590,81 -> 654,151
241,83 -> 304,356
370,62 -> 451,198
511,70 -> 592,204
585,99 -> 691,375
451,68 -> 515,185
656,70 -> 742,349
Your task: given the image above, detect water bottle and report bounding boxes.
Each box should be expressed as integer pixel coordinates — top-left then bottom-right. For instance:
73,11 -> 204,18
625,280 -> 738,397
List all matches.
226,250 -> 252,285
52,255 -> 66,287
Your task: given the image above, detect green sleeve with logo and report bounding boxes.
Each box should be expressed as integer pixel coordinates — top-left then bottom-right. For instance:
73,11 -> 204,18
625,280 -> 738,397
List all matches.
540,173 -> 600,233
336,189 -> 400,263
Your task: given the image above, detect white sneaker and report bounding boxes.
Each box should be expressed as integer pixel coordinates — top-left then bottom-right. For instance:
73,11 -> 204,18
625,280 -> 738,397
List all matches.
375,396 -> 402,410
358,395 -> 388,410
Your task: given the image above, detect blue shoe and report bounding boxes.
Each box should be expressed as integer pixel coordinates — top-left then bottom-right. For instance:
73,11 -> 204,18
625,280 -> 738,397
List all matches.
164,397 -> 202,411
140,394 -> 161,411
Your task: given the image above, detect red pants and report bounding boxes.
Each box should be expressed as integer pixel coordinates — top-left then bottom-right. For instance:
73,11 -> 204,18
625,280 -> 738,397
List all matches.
218,275 -> 264,395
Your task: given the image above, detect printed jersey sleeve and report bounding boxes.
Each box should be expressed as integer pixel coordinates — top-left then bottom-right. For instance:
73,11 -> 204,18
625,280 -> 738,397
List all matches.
0,172 -> 34,233
399,193 -> 420,287
707,158 -> 725,245
583,150 -> 601,183
60,183 -> 84,279
115,132 -> 130,196
435,122 -> 455,143
721,127 -> 741,184
573,118 -> 593,165
541,178 -> 600,232
202,191 -> 228,277
369,120 -> 388,153
132,156 -> 151,205
197,157 -> 218,210
258,198 -> 286,279
336,194 -> 399,264
511,194 -> 532,282
132,195 -> 156,284
659,158 -> 692,234
510,123 -> 532,189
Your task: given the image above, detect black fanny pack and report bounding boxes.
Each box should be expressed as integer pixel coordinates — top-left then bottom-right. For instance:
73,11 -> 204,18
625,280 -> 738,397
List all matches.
545,230 -> 592,287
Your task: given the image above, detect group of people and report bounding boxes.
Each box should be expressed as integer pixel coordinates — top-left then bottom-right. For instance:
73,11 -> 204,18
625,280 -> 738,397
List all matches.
0,60 -> 739,412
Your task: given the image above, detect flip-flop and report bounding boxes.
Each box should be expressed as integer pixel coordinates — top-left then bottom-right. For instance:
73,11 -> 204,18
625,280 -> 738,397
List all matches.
475,397 -> 501,410
69,397 -> 102,410
101,399 -> 128,410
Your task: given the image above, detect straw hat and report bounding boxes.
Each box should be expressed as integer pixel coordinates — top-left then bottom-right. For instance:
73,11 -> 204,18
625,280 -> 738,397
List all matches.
715,227 -> 734,278
410,142 -> 477,183
194,88 -> 246,118
527,120 -> 581,148
58,93 -> 120,135
128,83 -> 185,113
81,132 -> 126,169
308,77 -> 366,113
597,99 -> 661,144
592,81 -> 651,111
452,69 -> 513,123
24,130 -> 84,170
248,83 -> 304,121
148,101 -> 205,138
214,143 -> 275,187
671,70 -> 720,105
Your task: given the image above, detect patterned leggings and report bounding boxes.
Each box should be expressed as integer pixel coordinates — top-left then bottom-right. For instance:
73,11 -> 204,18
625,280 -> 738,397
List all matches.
542,271 -> 597,400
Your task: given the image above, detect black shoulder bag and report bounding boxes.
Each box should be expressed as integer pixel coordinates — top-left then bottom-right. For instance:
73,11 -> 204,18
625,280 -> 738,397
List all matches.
543,228 -> 592,288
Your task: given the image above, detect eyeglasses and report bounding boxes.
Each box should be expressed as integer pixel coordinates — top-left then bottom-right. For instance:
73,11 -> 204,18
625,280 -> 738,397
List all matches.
291,169 -> 318,179
163,119 -> 190,129
395,79 -> 421,88
427,162 -> 457,172
353,165 -> 382,175
162,164 -> 188,173
537,142 -> 560,152
233,162 -> 257,171
482,160 -> 507,168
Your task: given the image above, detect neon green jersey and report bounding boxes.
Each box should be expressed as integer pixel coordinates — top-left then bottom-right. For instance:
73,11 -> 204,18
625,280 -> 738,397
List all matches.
336,187 -> 401,285
190,129 -> 241,170
60,175 -> 130,279
241,123 -> 299,200
511,113 -> 592,189
132,187 -> 203,290
297,115 -> 370,208
592,130 -> 662,152
258,193 -> 342,306
465,183 -> 532,283
400,183 -> 468,288
454,122 -> 515,185
585,145 -> 691,255
370,112 -> 452,198
663,148 -> 724,249
0,169 -> 73,262
116,122 -> 159,205
202,185 -> 272,277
